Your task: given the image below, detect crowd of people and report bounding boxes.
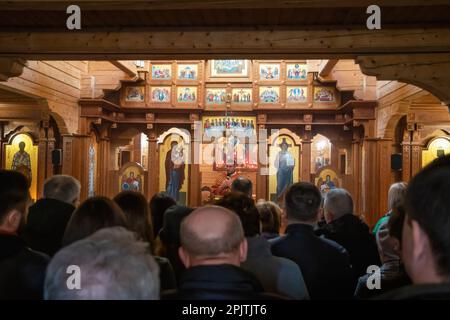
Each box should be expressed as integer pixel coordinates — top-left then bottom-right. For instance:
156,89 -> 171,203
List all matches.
0,154 -> 449,300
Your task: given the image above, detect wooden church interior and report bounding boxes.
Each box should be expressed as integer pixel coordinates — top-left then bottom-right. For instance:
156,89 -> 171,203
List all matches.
0,0 -> 449,232
1,58 -> 449,228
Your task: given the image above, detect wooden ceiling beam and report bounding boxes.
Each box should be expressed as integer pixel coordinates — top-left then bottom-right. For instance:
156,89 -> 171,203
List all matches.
1,0 -> 449,10
1,27 -> 450,60
319,59 -> 339,77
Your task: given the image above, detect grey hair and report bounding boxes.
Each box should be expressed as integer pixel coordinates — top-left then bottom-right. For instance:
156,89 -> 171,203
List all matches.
44,227 -> 160,300
43,175 -> 81,204
324,188 -> 354,219
387,182 -> 407,211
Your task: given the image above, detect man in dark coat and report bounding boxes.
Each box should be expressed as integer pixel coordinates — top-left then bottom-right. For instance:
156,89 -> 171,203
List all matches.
318,188 -> 381,283
271,182 -> 354,300
23,175 -> 80,257
0,170 -> 49,300
163,206 -> 280,300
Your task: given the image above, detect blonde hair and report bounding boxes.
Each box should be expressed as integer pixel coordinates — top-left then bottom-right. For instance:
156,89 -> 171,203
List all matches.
388,182 -> 407,211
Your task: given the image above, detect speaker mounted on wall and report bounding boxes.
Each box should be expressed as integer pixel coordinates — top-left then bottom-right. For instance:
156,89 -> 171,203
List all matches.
391,153 -> 402,171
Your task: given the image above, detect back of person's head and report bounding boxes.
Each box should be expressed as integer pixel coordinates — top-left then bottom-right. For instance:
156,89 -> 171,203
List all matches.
387,182 -> 407,211
159,205 -> 193,247
149,192 -> 176,238
284,182 -> 322,223
388,206 -> 406,242
0,170 -> 30,232
114,191 -> 154,248
62,196 -> 128,246
43,175 -> 81,205
403,154 -> 450,283
45,227 -> 160,300
216,192 -> 260,237
375,205 -> 406,263
256,201 -> 281,235
323,188 -> 354,222
231,177 -> 253,198
179,205 -> 246,267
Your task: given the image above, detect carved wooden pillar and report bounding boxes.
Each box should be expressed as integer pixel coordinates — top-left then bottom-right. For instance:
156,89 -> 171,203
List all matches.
256,121 -> 268,201
46,126 -> 56,177
301,131 -> 312,183
146,128 -> 159,199
189,121 -> 201,207
330,140 -> 340,172
132,134 -> 141,163
411,130 -> 422,177
97,136 -> 111,196
351,134 -> 362,216
36,125 -> 48,198
401,129 -> 412,182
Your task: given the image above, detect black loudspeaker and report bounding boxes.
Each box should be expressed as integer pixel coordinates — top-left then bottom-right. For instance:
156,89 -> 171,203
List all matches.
391,153 -> 402,171
52,149 -> 62,166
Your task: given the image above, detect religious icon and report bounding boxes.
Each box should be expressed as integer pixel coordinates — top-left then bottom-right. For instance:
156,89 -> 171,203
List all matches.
286,63 -> 308,80
274,138 -> 295,199
232,88 -> 252,104
121,171 -> 142,192
259,63 -> 280,80
125,87 -> 144,102
315,168 -> 340,197
151,87 -> 171,103
259,86 -> 280,103
287,86 -> 307,103
177,87 -> 197,103
314,87 -> 335,102
11,141 -> 32,183
210,60 -> 249,77
177,64 -> 198,80
151,64 -> 172,80
205,88 -> 227,105
165,141 -> 186,202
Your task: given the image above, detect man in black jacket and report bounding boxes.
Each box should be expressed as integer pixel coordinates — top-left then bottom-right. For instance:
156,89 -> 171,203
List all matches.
0,170 -> 49,300
271,182 -> 354,300
318,188 -> 380,283
23,175 -> 80,257
163,205 -> 278,300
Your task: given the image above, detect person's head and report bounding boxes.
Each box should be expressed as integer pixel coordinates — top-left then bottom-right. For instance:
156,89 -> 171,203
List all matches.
45,227 -> 160,300
179,205 -> 247,268
402,155 -> 450,284
230,176 -> 253,198
387,182 -> 407,211
130,171 -> 134,178
19,141 -> 25,151
256,201 -> 281,235
326,175 -> 331,182
0,170 -> 30,234
43,175 -> 81,206
216,192 -> 260,237
280,141 -> 288,151
171,141 -> 178,149
62,196 -> 128,246
323,188 -> 354,223
114,191 -> 154,250
159,205 -> 194,247
149,192 -> 176,238
284,182 -> 322,224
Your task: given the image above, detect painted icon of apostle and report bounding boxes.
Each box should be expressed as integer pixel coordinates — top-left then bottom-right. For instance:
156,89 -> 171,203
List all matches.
11,141 -> 32,183
274,138 -> 295,200
165,141 -> 185,202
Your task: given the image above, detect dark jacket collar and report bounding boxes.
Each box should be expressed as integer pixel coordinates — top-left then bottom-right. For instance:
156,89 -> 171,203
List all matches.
180,264 -> 263,292
246,236 -> 271,258
0,233 -> 26,260
285,223 -> 315,235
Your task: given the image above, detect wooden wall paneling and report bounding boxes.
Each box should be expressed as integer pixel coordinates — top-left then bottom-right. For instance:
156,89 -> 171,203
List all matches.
146,129 -> 160,199
300,134 -> 312,182
189,124 -> 201,207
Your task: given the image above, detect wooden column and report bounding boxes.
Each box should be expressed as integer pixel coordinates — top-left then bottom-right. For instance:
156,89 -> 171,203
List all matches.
46,127 -> 56,177
351,135 -> 362,216
36,126 -> 48,198
330,141 -> 340,172
97,136 -> 111,196
146,129 -> 159,199
132,134 -> 141,163
300,136 -> 312,182
188,126 -> 201,207
401,130 -> 412,182
256,124 -> 268,201
411,131 -> 422,177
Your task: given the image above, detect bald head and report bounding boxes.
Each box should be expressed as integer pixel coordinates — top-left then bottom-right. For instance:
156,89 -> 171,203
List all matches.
179,206 -> 246,266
